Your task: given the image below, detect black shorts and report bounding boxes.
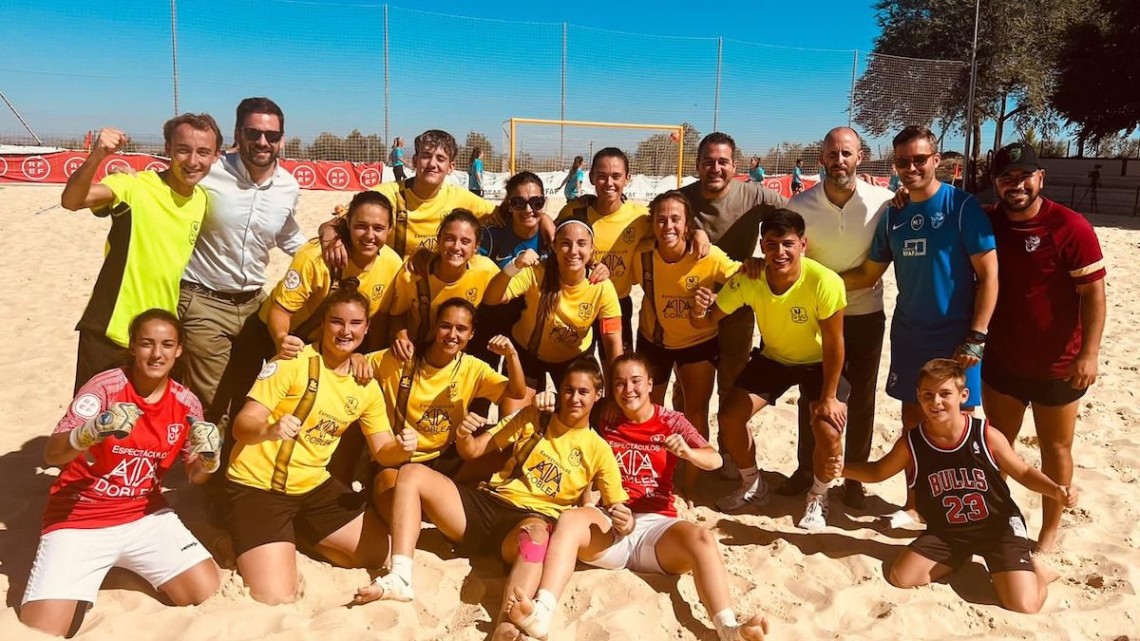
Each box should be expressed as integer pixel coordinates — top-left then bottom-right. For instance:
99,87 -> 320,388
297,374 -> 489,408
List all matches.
636,335 -> 719,385
982,358 -> 1087,407
515,336 -> 577,391
455,485 -> 551,556
226,478 -> 366,557
736,349 -> 851,405
908,515 -> 1034,574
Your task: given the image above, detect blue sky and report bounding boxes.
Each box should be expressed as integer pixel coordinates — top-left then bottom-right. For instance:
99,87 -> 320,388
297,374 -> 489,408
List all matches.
0,0 -> 991,165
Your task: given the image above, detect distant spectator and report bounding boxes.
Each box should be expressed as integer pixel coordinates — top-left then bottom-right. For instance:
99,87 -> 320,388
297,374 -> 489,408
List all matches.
558,155 -> 586,200
792,158 -> 805,194
389,137 -> 406,182
469,147 -> 484,197
748,156 -> 766,182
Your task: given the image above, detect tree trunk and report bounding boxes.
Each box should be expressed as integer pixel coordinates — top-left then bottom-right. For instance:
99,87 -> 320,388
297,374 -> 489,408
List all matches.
993,94 -> 1007,151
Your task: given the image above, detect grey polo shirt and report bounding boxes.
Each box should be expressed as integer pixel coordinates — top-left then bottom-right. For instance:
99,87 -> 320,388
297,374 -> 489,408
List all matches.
183,152 -> 305,293
789,179 -> 895,316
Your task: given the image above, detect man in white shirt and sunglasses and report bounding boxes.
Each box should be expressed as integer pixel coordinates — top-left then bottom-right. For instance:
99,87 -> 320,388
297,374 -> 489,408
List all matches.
178,97 -> 305,429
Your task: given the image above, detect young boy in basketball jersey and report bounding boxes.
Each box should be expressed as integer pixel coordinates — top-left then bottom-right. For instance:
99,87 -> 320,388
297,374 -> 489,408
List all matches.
830,358 -> 1078,613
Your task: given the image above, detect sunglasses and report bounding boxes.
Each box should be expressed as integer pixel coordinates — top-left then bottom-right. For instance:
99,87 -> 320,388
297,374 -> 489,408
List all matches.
242,128 -> 284,144
508,195 -> 546,211
894,154 -> 933,169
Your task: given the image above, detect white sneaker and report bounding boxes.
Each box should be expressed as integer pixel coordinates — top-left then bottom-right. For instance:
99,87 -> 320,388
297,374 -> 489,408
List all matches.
719,459 -> 741,480
717,475 -> 770,511
798,492 -> 829,530
370,573 -> 415,601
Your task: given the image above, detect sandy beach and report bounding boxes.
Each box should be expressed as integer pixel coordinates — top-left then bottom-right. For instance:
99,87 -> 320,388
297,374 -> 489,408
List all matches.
0,183 -> 1136,640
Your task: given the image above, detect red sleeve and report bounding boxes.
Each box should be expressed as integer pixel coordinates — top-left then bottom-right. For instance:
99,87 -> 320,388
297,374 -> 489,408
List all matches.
1060,214 -> 1106,285
54,369 -> 128,435
659,408 -> 708,448
172,382 -> 205,462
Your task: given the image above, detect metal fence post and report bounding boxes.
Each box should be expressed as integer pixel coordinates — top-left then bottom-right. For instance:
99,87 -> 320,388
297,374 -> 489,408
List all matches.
713,37 -> 722,133
561,22 -> 567,162
384,5 -> 391,147
170,0 -> 180,117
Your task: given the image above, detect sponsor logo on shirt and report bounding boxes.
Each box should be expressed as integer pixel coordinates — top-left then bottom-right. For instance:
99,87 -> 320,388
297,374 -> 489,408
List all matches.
418,237 -> 438,252
416,408 -> 452,435
526,453 -> 566,497
902,238 -> 927,257
910,215 -> 924,231
790,307 -> 809,323
1025,235 -> 1042,252
304,418 -> 341,446
550,323 -> 582,345
599,252 -> 627,277
662,298 -> 691,319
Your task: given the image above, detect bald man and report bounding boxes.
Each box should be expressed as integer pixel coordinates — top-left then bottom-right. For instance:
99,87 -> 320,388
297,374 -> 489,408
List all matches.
785,127 -> 895,508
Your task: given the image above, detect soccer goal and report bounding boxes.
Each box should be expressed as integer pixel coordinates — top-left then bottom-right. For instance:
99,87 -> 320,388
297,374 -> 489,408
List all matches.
506,118 -> 685,189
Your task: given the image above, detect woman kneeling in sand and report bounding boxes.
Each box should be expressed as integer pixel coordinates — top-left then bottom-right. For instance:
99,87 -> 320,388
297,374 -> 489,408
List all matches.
21,310 -> 222,637
352,357 -> 631,641
505,353 -> 768,641
227,288 -> 391,604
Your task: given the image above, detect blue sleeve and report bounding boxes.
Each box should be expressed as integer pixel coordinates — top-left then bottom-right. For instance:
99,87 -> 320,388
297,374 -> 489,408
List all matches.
868,208 -> 893,263
958,195 -> 996,255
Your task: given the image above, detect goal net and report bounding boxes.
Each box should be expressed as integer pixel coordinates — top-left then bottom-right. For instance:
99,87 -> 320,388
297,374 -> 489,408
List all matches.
505,118 -> 686,199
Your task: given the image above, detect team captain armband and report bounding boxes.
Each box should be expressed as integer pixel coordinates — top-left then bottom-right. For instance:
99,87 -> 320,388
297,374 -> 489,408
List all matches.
600,316 -> 623,334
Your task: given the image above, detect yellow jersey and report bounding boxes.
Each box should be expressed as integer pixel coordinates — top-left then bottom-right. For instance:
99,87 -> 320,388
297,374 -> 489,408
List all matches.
372,180 -> 497,259
367,349 -> 509,462
556,199 -> 653,298
633,245 -> 740,349
259,240 -> 403,340
390,254 -> 500,342
503,265 -> 622,363
485,406 -> 628,518
714,257 -> 846,366
228,345 -> 389,495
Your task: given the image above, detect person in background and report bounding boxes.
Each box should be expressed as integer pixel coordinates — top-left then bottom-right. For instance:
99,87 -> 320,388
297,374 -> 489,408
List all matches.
558,155 -> 586,201
748,156 -> 766,183
792,158 -> 805,194
389,137 -> 406,182
469,146 -> 484,197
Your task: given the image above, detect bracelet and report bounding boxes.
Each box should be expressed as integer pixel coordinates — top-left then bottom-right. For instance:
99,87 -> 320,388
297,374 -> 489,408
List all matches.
964,330 -> 987,344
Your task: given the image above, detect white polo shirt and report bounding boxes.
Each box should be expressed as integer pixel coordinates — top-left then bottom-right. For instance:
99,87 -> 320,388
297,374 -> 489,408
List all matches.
183,152 -> 305,293
789,179 -> 895,316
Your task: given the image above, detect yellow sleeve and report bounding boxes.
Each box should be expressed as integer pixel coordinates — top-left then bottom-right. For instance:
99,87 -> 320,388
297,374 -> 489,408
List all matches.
457,188 -> 497,217
715,274 -> 749,315
715,248 -> 742,283
273,247 -> 321,313
504,265 -> 539,301
489,406 -> 538,451
597,280 -> 622,318
590,435 -> 631,506
472,358 -> 509,402
246,358 -> 301,411
389,267 -> 415,315
98,172 -> 135,208
816,268 -> 847,319
358,382 -> 392,436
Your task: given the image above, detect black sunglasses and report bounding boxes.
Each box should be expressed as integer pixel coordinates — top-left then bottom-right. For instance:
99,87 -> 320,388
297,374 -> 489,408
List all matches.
242,127 -> 284,144
508,195 -> 546,211
894,154 -> 933,169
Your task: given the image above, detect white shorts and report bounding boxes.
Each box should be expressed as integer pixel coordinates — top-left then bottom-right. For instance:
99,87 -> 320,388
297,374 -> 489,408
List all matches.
585,512 -> 681,574
22,509 -> 213,606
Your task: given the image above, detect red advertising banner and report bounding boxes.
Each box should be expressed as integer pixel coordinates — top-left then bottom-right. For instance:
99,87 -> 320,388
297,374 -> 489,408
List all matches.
0,151 -> 387,191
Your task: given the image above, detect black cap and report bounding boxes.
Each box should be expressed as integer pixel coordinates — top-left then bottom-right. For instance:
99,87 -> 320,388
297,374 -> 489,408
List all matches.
991,142 -> 1041,177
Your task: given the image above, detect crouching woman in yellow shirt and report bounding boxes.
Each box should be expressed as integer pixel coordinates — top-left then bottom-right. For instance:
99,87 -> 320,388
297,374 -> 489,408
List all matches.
227,288 -> 391,605
482,218 -> 623,415
365,298 -> 527,518
352,357 -> 631,641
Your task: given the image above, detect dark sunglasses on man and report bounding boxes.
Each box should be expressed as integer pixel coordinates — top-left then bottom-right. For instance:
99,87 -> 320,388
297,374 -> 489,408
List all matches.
508,195 -> 546,211
242,128 -> 284,144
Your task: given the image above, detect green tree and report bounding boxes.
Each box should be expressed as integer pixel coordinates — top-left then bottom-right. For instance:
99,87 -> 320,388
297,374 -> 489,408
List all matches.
631,123 -> 700,176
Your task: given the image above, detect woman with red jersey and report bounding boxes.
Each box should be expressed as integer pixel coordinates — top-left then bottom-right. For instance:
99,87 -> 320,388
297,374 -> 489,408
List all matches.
20,309 -> 221,637
505,353 -> 768,641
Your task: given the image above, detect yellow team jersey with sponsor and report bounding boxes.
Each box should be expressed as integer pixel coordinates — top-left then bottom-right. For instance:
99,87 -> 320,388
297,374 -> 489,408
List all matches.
78,171 -> 207,347
227,345 -> 389,495
389,255 -> 499,342
484,406 -> 628,518
367,349 -> 508,462
372,181 -> 497,259
555,199 -> 653,298
633,246 -> 741,349
259,240 -> 403,340
503,265 -> 622,363
714,257 -> 846,366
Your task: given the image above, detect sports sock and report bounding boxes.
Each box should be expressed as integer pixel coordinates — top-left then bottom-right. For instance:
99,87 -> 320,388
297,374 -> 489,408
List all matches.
390,554 -> 414,583
811,476 -> 830,496
526,589 -> 556,637
739,466 -> 760,486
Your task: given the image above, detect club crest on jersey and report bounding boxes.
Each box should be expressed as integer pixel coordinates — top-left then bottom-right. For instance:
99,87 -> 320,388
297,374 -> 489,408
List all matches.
790,307 -> 808,323
189,220 -> 201,245
578,303 -> 594,320
345,396 -> 359,416
257,361 -> 278,380
568,447 -> 584,467
621,227 -> 636,243
465,287 -> 478,302
167,423 -> 182,445
448,382 -> 459,399
72,393 -> 102,419
1025,235 -> 1042,252
685,276 -> 700,291
283,269 -> 301,291
372,284 -> 385,300
910,215 -> 924,231
931,211 -> 945,229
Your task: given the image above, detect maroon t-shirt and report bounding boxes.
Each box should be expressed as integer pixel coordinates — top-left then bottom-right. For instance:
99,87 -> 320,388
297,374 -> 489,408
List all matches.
598,405 -> 708,517
986,198 -> 1105,378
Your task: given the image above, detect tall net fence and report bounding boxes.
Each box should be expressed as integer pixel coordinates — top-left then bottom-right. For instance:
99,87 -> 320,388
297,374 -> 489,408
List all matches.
1,1 -> 966,178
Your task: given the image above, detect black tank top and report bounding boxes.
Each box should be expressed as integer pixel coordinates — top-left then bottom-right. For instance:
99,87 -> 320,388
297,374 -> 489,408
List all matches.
906,415 -> 1022,533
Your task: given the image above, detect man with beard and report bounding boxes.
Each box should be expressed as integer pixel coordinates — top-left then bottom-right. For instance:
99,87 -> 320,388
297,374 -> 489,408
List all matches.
843,125 -> 997,432
982,142 -> 1106,553
679,133 -> 786,402
179,97 -> 305,425
784,127 -> 895,506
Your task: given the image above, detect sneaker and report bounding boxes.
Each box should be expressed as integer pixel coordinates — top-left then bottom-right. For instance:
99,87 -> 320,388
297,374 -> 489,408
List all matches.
798,492 -> 829,530
717,475 -> 770,511
776,467 -> 813,496
719,459 -> 741,480
371,573 -> 415,602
